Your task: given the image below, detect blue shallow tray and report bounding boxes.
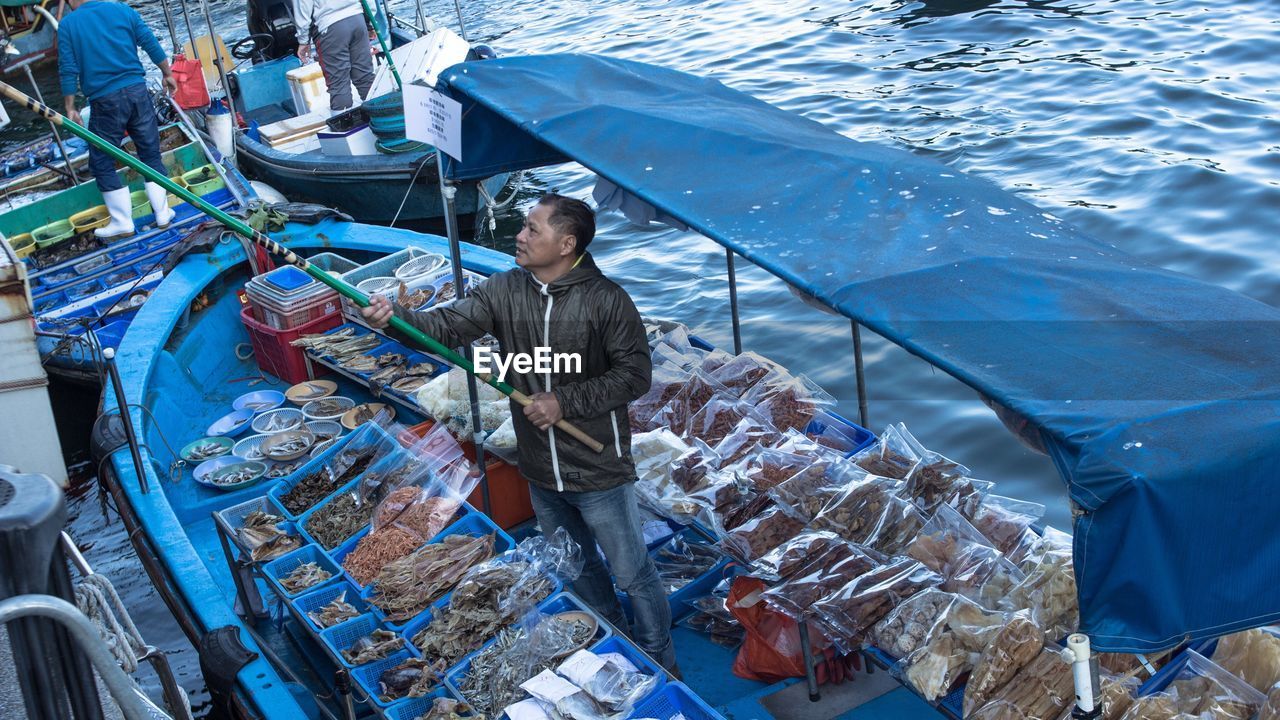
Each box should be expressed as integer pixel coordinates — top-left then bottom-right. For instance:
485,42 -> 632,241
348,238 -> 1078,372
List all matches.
320,612 -> 412,669
351,650 -> 445,709
262,544 -> 342,599
632,681 -> 725,720
291,579 -> 370,636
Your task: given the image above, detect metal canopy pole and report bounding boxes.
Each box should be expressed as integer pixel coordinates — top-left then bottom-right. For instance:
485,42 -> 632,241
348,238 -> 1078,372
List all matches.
851,320 -> 869,429
725,248 -> 742,355
436,151 -> 492,514
796,619 -> 821,702
176,0 -> 201,63
199,0 -> 233,112
9,60 -> 78,185
452,0 -> 468,41
103,348 -> 150,496
157,0 -> 181,53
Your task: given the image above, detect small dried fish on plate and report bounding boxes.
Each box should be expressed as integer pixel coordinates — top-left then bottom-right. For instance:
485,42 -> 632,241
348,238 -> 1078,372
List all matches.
341,403 -> 395,431
206,461 -> 266,490
390,375 -> 430,394
341,354 -> 379,373
286,380 -> 338,405
370,364 -> 406,385
376,352 -> 405,367
263,429 -> 316,461
181,436 -> 232,462
264,460 -> 303,479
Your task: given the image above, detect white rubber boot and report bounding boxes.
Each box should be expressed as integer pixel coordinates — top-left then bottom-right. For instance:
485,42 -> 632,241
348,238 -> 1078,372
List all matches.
94,187 -> 135,240
145,181 -> 176,228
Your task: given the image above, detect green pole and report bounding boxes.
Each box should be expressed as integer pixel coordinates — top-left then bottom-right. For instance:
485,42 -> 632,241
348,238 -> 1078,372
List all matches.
0,82 -> 604,453
359,0 -> 402,91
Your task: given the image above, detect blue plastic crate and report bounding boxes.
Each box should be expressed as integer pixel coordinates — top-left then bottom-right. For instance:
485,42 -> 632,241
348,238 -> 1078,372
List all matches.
630,681 -> 724,720
320,612 -> 411,669
263,544 -> 342,599
688,334 -> 715,351
351,649 -> 447,709
292,580 -> 370,635
590,635 -> 668,687
335,499 -> 487,591
806,409 -> 875,457
444,591 -> 613,704
360,511 -> 515,626
1136,639 -> 1222,696
295,477 -> 366,551
267,422 -> 398,518
618,530 -> 732,623
384,687 -> 471,720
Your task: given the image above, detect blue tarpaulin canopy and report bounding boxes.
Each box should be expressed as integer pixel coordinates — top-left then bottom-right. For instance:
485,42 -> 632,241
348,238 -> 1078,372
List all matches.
433,54 -> 1280,652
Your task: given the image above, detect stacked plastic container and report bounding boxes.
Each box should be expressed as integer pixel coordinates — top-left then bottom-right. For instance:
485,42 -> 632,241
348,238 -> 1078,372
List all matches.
245,265 -> 341,331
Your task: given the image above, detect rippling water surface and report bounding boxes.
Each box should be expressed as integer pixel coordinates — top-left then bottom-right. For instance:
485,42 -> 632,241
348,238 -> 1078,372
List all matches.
7,0 -> 1277,714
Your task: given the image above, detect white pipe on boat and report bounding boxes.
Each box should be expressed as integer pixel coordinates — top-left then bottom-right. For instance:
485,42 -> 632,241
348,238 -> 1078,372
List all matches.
30,3 -> 58,30
1064,632 -> 1101,718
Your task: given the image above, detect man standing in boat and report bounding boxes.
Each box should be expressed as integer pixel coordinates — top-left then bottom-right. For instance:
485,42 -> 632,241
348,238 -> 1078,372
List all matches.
58,0 -> 177,240
362,194 -> 679,673
293,0 -> 375,112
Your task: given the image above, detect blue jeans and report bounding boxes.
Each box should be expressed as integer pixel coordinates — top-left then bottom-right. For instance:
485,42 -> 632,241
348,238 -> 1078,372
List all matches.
87,83 -> 167,192
528,482 -> 676,670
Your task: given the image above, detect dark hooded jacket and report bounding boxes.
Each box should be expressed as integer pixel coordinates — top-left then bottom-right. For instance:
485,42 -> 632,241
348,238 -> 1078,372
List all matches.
392,253 -> 650,493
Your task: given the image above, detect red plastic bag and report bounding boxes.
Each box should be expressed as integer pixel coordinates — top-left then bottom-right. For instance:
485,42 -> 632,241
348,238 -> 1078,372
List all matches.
171,54 -> 210,110
727,576 -> 860,684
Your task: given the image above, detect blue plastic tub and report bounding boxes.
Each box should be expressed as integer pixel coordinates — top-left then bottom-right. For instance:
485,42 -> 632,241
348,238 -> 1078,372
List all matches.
351,649 -> 445,709
359,511 -> 515,625
262,544 -> 342,599
384,687 -> 470,720
444,591 -> 614,704
631,681 -> 725,720
267,422 -> 398,518
619,530 -> 732,623
806,409 -> 876,456
292,580 -> 370,635
589,634 -> 668,687
1135,639 -> 1222,696
321,612 -> 410,669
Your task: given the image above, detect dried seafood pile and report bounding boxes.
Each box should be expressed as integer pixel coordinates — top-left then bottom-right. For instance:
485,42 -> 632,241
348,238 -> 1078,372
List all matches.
291,327 -> 380,363
279,562 -> 331,594
342,488 -> 464,586
306,592 -> 360,629
278,444 -> 380,515
303,493 -> 374,550
366,533 -> 496,621
342,629 -> 402,665
236,509 -> 300,562
411,560 -> 555,667
455,614 -> 599,716
376,656 -> 448,702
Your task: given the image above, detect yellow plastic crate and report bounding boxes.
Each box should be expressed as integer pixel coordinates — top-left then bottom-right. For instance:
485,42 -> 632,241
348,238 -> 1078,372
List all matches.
70,205 -> 110,233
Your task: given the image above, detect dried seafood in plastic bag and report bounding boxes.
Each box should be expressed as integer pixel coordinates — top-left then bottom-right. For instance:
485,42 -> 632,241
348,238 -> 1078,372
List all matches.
367,533 -> 496,621
751,530 -> 854,583
710,414 -> 782,468
970,646 -> 1073,720
280,561 -> 330,593
870,588 -> 957,659
456,613 -> 596,716
1210,627 -> 1280,694
655,371 -> 727,437
411,559 -> 556,666
858,494 -> 928,556
378,656 -> 448,702
735,449 -> 813,494
901,595 -> 1005,701
629,364 -> 690,432
850,423 -> 922,480
967,494 -> 1046,555
342,629 -> 402,665
963,610 -> 1046,716
709,351 -> 784,397
808,472 -> 900,543
905,503 -> 1018,605
719,505 -> 806,561
999,528 -> 1078,639
307,591 -> 361,629
898,441 -> 973,513
653,534 -> 724,594
768,456 -> 864,522
745,373 -> 835,433
1141,649 -> 1269,720
684,394 -> 760,447
813,557 -> 943,651
558,648 -> 659,711
761,545 -> 882,621
1260,682 -> 1280,720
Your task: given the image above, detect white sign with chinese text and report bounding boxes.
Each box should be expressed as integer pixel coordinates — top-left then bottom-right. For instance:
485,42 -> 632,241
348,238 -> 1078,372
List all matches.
404,82 -> 462,161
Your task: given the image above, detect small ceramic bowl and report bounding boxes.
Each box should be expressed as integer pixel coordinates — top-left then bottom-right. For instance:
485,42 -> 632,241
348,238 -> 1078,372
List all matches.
199,460 -> 267,491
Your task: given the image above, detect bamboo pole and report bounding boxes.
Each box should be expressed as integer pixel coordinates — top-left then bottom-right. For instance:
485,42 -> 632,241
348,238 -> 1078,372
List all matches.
0,81 -> 605,454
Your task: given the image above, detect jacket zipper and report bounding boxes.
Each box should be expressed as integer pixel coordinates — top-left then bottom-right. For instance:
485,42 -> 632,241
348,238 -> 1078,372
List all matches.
610,410 -> 622,458
538,280 -> 563,491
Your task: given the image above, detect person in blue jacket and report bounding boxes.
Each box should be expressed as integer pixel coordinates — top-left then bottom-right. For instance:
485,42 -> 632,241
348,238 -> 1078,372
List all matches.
59,0 -> 178,240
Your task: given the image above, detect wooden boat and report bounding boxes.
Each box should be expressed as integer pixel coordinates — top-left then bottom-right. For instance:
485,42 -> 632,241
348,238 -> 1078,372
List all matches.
0,0 -> 59,68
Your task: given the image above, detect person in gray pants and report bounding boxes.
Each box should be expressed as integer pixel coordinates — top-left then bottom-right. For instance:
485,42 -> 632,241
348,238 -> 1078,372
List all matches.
294,0 -> 375,111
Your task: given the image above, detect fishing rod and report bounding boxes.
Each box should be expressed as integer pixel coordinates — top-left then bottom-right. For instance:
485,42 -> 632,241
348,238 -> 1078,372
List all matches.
358,0 -> 402,90
0,81 -> 605,454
